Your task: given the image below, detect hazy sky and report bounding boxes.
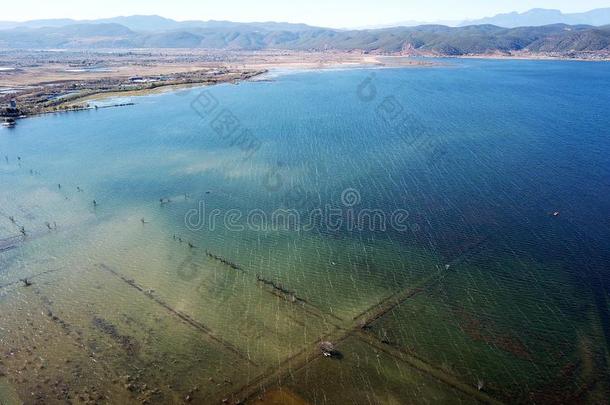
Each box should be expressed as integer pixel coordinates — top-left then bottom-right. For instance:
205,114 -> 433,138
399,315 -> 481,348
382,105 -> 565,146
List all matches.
3,0 -> 610,27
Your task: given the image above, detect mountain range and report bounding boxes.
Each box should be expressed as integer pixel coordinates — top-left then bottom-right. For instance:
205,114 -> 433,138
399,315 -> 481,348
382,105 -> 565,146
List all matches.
2,8 -> 610,31
358,8 -> 610,29
0,13 -> 609,56
461,8 -> 610,28
0,16 -> 318,32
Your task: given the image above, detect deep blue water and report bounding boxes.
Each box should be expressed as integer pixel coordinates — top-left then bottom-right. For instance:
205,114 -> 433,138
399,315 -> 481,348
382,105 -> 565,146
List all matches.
1,58 -> 610,402
3,57 -> 610,322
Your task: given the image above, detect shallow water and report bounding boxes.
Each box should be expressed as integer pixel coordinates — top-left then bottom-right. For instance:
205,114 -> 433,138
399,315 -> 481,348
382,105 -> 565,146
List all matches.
1,59 -> 610,404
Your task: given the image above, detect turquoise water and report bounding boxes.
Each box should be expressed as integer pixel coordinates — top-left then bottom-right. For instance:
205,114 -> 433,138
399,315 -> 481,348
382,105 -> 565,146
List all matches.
1,59 -> 610,404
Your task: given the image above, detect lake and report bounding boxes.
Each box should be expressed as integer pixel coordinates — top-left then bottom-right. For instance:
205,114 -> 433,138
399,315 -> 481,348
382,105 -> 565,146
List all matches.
1,58 -> 609,404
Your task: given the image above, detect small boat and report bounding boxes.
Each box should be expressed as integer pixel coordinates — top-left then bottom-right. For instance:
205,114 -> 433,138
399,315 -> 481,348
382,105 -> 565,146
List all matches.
1,118 -> 16,128
319,341 -> 337,357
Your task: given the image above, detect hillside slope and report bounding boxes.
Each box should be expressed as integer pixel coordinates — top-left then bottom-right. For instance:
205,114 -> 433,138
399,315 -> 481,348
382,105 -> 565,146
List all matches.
0,22 -> 608,56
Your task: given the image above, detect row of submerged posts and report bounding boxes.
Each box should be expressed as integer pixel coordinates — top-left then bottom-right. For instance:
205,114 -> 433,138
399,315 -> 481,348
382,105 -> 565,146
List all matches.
0,156 -> 96,287
2,152 -> 347,361
255,274 -> 301,303
206,250 -> 244,272
3,156 -> 307,311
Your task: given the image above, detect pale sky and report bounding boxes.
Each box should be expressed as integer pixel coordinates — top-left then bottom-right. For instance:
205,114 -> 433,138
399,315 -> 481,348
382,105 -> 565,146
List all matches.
2,0 -> 610,28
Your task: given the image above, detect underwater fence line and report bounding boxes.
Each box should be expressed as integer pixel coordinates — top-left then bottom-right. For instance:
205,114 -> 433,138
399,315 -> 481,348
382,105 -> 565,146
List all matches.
254,274 -> 344,324
96,263 -> 258,367
184,247 -> 465,399
177,248 -> 338,320
228,263 -> 471,403
205,250 -> 245,272
350,263 -> 451,326
178,246 -> 344,324
0,234 -> 496,403
444,236 -> 491,268
0,268 -> 63,289
0,234 -> 22,253
228,291 -> 492,405
227,330 -> 352,404
356,330 -> 505,405
0,219 -> 64,254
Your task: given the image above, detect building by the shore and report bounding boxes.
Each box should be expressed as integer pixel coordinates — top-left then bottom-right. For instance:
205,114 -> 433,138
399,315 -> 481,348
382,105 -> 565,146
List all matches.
0,99 -> 20,117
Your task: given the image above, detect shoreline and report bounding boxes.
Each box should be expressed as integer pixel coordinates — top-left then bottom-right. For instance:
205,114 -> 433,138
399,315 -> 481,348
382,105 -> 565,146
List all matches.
453,54 -> 610,62
2,50 -> 607,124
1,55 -> 439,122
1,69 -> 267,122
54,57 -> 443,105
63,77 -> 258,107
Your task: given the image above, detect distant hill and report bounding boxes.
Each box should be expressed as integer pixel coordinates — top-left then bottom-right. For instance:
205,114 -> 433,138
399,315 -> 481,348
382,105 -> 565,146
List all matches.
0,15 -> 320,32
3,9 -> 610,32
96,15 -> 181,32
0,17 -> 609,57
461,8 -> 610,28
354,20 -> 461,30
0,19 -> 77,30
0,23 -> 134,49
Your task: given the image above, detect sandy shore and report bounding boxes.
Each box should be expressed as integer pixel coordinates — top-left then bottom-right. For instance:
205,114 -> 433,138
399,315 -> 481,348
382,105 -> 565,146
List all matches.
0,51 -> 433,88
17,46 -> 600,120
79,58 -> 440,105
1,64 -> 211,87
0,50 -> 448,120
